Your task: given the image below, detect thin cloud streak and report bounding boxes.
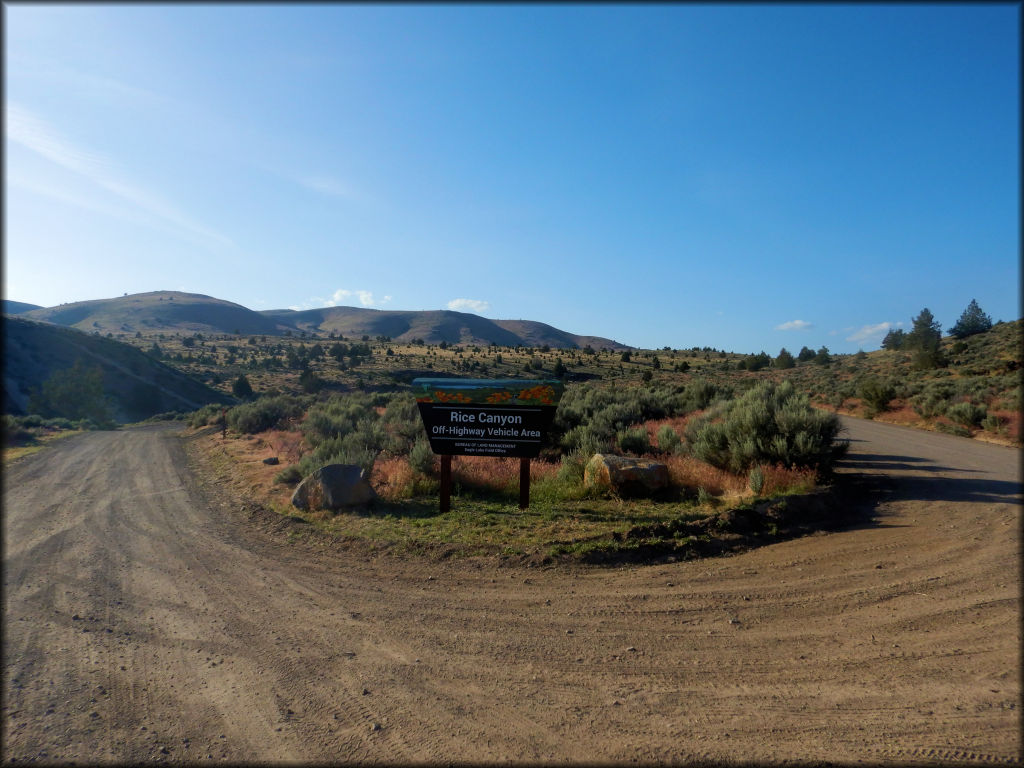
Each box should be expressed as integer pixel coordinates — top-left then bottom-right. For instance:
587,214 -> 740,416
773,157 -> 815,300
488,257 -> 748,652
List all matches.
298,176 -> 358,199
774,320 -> 813,331
322,289 -> 392,308
6,103 -> 232,251
846,322 -> 894,344
447,298 -> 490,314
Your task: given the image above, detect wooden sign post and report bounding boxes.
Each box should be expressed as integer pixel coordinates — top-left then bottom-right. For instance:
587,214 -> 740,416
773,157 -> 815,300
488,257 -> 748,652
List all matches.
440,454 -> 452,513
413,378 -> 564,512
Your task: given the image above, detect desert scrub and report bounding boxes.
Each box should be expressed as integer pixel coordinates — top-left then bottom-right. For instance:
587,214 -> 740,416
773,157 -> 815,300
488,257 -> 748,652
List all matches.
408,437 -> 436,476
274,465 -> 303,485
748,466 -> 765,495
617,426 -> 651,455
946,401 -> 987,428
685,380 -> 846,474
655,424 -> 682,454
858,377 -> 896,417
552,379 -> 730,448
189,402 -> 225,428
300,392 -> 380,443
228,394 -> 310,434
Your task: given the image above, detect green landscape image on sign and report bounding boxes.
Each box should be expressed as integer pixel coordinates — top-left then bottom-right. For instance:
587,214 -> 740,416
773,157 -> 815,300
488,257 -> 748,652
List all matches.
412,378 -> 564,407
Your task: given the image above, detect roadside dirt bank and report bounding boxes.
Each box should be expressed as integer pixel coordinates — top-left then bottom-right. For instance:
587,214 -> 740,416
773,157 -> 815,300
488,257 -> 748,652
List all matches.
2,421 -> 1020,764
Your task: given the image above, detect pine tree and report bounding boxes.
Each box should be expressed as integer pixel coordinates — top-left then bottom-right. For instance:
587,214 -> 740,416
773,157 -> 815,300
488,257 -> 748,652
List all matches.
232,374 -> 254,399
797,346 -> 816,362
881,328 -> 906,350
950,299 -> 993,339
774,348 -> 795,369
906,308 -> 943,369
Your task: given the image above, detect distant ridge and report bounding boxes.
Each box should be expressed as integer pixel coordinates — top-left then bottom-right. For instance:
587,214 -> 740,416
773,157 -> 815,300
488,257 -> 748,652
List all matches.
3,300 -> 43,315
22,291 -> 630,350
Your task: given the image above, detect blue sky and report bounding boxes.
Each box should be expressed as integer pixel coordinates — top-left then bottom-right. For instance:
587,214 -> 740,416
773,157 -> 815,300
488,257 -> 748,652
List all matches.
4,4 -> 1019,353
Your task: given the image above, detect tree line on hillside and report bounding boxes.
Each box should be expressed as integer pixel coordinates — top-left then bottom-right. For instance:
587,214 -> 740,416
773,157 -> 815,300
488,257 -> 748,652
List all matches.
736,299 -> 997,375
881,300 -> 994,370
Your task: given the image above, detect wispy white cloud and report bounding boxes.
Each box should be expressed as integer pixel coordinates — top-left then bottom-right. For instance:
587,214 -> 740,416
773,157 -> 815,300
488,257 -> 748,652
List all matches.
8,170 -> 135,222
846,322 -> 895,344
447,298 -> 490,314
774,319 -> 813,331
298,175 -> 357,199
6,103 -> 232,251
327,289 -> 392,308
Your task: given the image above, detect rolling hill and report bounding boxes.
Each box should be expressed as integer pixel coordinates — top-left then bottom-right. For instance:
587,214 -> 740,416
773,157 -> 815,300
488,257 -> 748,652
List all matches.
3,316 -> 233,422
18,291 -> 628,349
3,300 -> 43,315
22,291 -> 281,336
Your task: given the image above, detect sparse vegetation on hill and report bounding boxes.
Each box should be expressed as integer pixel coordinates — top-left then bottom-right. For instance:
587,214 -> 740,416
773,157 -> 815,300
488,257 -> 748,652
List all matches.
3,316 -> 232,423
19,291 -> 628,350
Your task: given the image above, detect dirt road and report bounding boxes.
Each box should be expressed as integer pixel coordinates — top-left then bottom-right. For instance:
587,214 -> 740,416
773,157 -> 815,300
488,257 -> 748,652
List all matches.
3,419 -> 1020,764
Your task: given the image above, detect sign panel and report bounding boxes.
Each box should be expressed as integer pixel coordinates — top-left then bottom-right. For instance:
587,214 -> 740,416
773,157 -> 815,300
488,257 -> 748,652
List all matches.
412,378 -> 564,458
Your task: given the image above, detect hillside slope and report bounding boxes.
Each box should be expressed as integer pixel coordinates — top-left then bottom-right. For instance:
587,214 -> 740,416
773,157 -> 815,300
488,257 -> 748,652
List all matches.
22,290 -> 628,349
3,317 -> 232,422
22,291 -> 282,335
3,300 -> 43,315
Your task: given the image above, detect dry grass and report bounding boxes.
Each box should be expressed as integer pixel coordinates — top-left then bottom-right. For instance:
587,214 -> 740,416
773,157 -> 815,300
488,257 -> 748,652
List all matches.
760,464 -> 817,496
261,429 -> 305,464
641,415 -> 697,451
450,455 -> 559,494
663,454 -> 746,498
371,455 -> 420,501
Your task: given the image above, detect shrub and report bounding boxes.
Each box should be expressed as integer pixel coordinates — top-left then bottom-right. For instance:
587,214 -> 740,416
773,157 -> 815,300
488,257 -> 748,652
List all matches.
655,424 -> 681,454
911,387 -> 952,419
936,421 -> 971,437
2,415 -> 35,446
227,395 -> 307,434
859,377 -> 896,417
408,438 -> 436,476
189,403 -> 225,428
946,401 -> 986,428
28,359 -> 114,427
617,426 -> 650,455
748,466 -> 765,496
685,380 -> 846,474
981,414 -> 1003,432
274,465 -> 303,485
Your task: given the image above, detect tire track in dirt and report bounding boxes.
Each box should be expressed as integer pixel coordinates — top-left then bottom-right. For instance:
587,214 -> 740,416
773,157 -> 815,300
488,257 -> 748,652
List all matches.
3,420 -> 1020,763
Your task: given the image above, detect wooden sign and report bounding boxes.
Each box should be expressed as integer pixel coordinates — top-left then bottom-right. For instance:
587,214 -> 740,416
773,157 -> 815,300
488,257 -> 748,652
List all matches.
413,378 -> 564,459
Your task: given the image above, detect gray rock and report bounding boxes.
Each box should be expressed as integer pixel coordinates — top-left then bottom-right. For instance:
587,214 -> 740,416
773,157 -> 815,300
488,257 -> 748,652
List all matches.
583,454 -> 669,496
291,464 -> 377,511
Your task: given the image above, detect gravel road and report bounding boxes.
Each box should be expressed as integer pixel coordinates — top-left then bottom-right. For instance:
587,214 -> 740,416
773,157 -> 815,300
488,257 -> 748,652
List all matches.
3,419 -> 1020,764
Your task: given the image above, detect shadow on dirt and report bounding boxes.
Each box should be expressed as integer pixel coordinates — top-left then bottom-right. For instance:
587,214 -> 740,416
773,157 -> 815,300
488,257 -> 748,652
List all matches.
839,453 -> 1020,504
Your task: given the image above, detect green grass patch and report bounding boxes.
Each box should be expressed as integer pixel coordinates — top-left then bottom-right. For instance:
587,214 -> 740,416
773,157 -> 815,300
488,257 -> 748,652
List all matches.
278,494 -> 710,561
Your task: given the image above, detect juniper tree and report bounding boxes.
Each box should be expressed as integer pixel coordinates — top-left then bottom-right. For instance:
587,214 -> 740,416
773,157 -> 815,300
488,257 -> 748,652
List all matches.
774,348 -> 795,369
881,328 -> 906,350
232,374 -> 254,399
906,308 -> 943,369
950,299 -> 993,339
